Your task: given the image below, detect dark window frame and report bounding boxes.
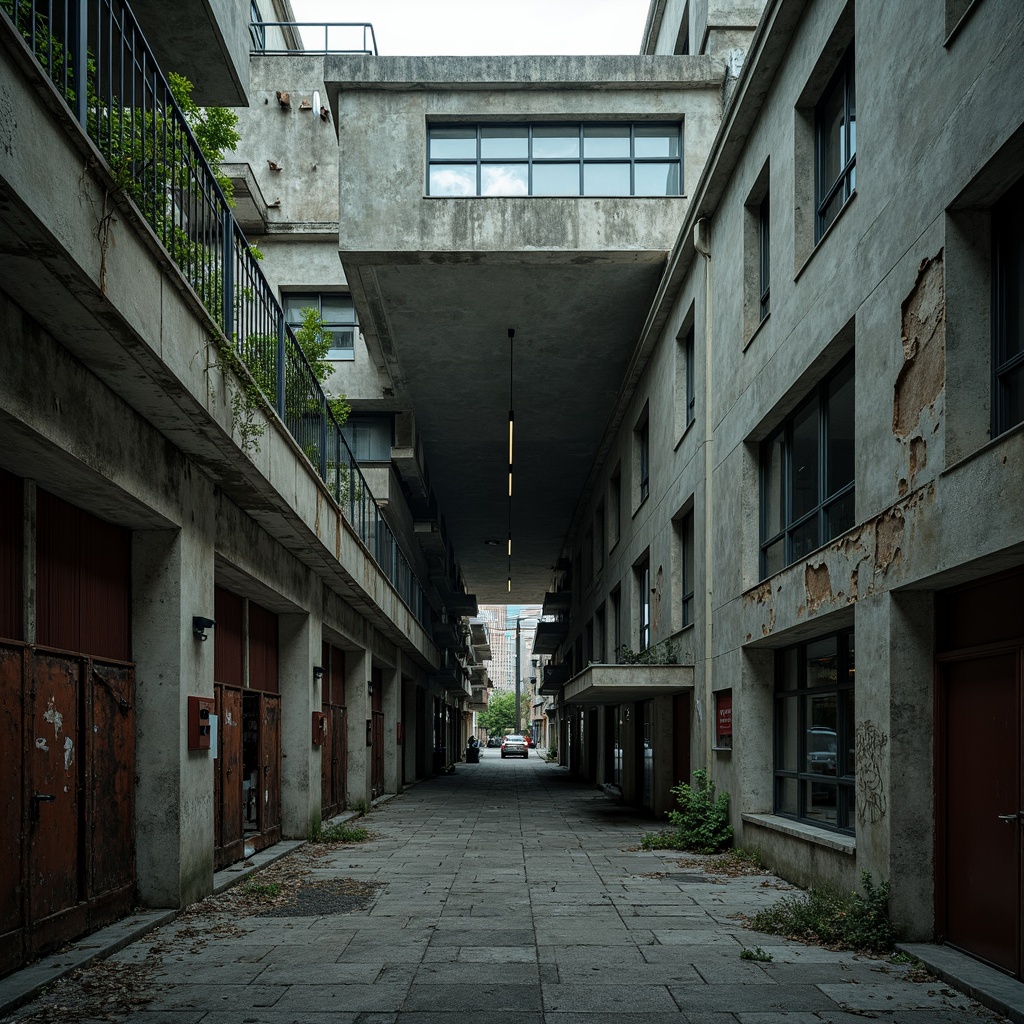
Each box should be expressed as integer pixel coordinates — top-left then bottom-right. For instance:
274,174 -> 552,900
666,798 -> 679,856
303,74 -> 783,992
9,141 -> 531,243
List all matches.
815,49 -> 856,241
759,353 -> 855,578
249,0 -> 266,50
427,122 -> 683,198
759,190 -> 771,320
680,510 -> 695,627
638,419 -> 650,504
637,560 -> 651,652
774,629 -> 855,836
992,175 -> 1024,436
684,325 -> 696,427
282,292 -> 358,361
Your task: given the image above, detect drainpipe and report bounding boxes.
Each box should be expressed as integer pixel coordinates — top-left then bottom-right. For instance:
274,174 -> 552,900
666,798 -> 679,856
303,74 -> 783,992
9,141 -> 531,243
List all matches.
693,218 -> 714,770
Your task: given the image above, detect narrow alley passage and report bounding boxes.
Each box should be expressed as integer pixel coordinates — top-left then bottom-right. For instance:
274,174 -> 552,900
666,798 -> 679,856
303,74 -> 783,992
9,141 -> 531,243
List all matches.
3,756 -> 1008,1024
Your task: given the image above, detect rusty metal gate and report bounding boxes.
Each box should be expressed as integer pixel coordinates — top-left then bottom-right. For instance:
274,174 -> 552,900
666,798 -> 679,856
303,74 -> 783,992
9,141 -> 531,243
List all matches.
0,643 -> 135,977
321,643 -> 346,817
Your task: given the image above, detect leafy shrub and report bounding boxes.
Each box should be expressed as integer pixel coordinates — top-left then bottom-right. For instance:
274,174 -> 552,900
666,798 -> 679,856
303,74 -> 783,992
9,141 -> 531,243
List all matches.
749,871 -> 895,953
640,769 -> 733,854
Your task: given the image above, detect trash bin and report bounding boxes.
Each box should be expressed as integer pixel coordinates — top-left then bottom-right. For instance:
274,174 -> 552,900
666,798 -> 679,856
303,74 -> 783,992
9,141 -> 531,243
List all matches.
465,744 -> 480,763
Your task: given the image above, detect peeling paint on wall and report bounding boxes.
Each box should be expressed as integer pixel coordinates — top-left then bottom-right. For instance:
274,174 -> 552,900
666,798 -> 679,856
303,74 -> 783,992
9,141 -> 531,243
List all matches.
893,251 -> 945,439
856,721 -> 888,824
804,563 -> 832,613
874,508 -> 905,575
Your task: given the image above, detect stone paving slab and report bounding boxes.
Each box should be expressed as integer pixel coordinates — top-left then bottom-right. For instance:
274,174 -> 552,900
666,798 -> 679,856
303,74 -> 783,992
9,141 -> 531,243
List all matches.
2,757 -> 1017,1024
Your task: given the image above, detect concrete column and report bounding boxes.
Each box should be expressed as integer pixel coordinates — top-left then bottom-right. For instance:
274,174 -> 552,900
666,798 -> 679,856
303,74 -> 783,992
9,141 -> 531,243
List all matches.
382,656 -> 400,794
133,481 -> 215,908
279,611 -> 320,838
345,645 -> 371,807
883,590 -> 936,940
401,676 -> 417,786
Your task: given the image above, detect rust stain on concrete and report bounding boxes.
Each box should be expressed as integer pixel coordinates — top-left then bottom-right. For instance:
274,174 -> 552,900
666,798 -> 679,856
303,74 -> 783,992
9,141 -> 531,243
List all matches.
893,251 -> 945,439
743,580 -> 773,607
909,436 -> 927,486
805,563 -> 832,613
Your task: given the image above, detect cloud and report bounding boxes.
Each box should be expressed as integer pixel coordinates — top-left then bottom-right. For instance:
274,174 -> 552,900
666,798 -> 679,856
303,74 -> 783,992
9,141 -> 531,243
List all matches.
430,168 -> 476,196
481,167 -> 528,196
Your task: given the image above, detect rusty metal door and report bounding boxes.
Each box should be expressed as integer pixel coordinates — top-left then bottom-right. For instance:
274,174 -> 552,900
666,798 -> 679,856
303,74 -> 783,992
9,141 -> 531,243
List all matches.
28,653 -> 85,957
0,644 -> 25,975
214,685 -> 244,869
938,650 -> 1021,976
87,663 -> 135,925
371,711 -> 384,799
260,696 -> 282,846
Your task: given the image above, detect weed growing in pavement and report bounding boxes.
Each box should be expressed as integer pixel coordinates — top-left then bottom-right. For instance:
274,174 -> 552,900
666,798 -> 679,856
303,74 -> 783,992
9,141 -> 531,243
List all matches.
350,798 -> 371,816
640,769 -> 734,854
739,945 -> 773,962
748,871 -> 895,954
240,879 -> 282,899
310,822 -> 371,844
701,847 -> 765,876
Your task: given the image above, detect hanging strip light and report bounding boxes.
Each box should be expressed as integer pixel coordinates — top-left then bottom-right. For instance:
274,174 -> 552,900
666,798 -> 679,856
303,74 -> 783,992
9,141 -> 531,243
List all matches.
507,328 -> 515,593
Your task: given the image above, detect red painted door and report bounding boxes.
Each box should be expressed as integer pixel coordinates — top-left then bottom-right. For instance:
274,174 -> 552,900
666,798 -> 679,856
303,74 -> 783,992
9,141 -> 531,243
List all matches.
214,685 -> 244,869
0,645 -> 25,975
939,650 -> 1021,975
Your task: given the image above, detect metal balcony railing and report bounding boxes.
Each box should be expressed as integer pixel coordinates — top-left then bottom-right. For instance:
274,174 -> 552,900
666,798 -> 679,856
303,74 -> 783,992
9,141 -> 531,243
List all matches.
249,21 -> 377,55
1,0 -> 426,626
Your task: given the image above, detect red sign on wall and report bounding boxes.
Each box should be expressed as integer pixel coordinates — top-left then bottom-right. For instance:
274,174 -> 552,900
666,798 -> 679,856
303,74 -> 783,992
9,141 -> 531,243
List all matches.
715,691 -> 733,748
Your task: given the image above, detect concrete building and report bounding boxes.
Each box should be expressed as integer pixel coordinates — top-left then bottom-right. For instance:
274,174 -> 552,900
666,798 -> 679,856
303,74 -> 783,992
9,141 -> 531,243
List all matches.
2,0 -> 1023,990
0,0 -> 479,977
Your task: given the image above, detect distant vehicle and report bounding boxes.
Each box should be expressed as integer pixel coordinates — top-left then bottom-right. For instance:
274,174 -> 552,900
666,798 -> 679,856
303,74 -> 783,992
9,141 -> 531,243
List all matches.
501,734 -> 528,759
486,736 -> 502,748
523,734 -> 535,748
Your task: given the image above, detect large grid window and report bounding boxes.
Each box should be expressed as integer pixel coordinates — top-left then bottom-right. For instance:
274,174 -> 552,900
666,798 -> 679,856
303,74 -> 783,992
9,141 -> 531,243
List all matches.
815,49 -> 856,240
993,175 -> 1024,435
761,354 -> 855,577
775,630 -> 855,834
427,123 -> 682,197
677,510 -> 695,627
283,293 -> 357,361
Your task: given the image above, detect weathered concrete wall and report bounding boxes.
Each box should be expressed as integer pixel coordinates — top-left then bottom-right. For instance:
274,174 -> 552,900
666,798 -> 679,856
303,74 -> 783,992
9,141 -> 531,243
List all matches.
326,55 -> 723,259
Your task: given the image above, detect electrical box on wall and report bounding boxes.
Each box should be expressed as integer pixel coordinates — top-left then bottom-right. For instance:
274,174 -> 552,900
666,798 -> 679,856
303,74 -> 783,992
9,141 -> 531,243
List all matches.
188,695 -> 216,750
312,711 -> 327,746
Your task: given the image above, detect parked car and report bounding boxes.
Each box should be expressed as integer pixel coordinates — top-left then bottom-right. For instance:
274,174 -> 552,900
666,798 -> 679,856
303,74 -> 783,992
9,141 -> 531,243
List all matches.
486,736 -> 502,748
501,734 -> 528,758
523,734 -> 535,748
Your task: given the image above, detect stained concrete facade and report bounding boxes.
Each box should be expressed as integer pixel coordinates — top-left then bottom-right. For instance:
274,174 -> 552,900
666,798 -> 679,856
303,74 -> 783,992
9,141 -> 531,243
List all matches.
0,0 -> 479,975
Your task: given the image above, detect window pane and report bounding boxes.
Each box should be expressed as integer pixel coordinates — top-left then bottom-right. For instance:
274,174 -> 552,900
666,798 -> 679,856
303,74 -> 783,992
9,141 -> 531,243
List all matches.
790,516 -> 819,562
997,182 -> 1024,361
429,164 -> 476,196
584,163 -> 631,196
763,538 -> 785,577
824,488 -> 855,541
827,359 -> 855,494
634,162 -> 679,196
779,648 -> 799,691
480,126 -> 528,159
480,164 -> 529,196
805,695 -> 837,778
777,695 -> 798,771
283,293 -> 316,321
818,73 -> 847,195
533,126 -> 580,159
429,126 -> 476,159
762,430 -> 785,538
804,778 -> 837,825
583,125 -> 630,158
791,400 -> 820,520
682,514 -> 694,596
820,184 -> 846,233
320,295 -> 356,323
806,637 -> 838,687
777,776 -> 798,816
533,163 -> 580,196
634,125 -> 680,158
1000,364 -> 1024,430
836,784 -> 855,830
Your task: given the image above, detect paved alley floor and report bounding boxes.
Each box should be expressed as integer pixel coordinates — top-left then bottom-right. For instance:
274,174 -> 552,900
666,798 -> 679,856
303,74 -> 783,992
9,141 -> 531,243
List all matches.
2,754 -> 1011,1023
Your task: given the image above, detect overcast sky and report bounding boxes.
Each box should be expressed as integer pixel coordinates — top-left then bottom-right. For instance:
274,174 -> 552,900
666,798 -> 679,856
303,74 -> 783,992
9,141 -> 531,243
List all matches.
289,0 -> 653,56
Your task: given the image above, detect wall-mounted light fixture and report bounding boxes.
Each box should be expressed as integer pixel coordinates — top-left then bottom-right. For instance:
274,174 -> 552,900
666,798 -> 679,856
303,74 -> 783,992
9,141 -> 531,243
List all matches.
367,679 -> 374,696
192,616 -> 216,641
313,665 -> 325,682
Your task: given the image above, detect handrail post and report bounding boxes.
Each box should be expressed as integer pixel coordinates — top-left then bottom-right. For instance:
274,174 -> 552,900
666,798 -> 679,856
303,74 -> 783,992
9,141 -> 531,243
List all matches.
72,0 -> 88,129
276,312 -> 286,418
319,397 -> 328,479
221,211 -> 234,340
